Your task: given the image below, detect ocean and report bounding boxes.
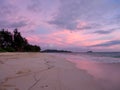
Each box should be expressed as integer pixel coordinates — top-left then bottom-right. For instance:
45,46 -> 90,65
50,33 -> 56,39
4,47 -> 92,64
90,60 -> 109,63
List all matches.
56,52 -> 120,63
54,52 -> 120,90
69,52 -> 120,58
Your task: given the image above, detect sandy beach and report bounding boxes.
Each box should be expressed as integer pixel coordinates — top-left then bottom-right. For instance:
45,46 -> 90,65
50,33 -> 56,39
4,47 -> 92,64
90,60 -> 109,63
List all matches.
0,53 -> 120,90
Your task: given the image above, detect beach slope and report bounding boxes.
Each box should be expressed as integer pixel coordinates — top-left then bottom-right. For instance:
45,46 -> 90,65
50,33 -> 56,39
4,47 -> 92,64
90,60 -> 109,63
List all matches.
0,53 -> 106,90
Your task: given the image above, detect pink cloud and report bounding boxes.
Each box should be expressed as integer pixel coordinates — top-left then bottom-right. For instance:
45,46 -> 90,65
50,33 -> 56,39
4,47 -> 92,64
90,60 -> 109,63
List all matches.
26,29 -> 114,50
76,21 -> 87,29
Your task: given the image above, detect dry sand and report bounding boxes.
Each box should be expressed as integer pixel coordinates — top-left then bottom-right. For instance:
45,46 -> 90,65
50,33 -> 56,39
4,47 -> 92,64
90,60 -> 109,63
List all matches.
0,53 -> 120,90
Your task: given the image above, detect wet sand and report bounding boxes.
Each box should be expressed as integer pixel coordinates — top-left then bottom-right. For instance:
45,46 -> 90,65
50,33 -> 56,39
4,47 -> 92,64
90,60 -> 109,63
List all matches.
0,53 -> 120,90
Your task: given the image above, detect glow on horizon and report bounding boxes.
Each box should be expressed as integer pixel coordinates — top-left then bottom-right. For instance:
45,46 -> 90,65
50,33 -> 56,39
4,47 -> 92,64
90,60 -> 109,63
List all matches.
0,0 -> 120,51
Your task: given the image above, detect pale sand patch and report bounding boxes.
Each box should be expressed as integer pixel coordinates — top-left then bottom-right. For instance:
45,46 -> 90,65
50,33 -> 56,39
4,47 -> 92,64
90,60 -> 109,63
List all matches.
0,53 -> 114,90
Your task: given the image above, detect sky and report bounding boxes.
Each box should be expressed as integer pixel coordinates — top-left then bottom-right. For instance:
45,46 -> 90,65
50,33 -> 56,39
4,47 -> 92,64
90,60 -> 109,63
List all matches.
0,0 -> 120,52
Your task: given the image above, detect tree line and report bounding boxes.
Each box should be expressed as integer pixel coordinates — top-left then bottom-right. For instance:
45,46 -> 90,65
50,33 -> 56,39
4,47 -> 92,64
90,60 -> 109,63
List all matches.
0,29 -> 41,52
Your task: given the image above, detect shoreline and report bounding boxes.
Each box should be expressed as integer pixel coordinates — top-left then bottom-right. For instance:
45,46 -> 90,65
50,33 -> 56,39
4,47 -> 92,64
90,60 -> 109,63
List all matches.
0,53 -> 120,90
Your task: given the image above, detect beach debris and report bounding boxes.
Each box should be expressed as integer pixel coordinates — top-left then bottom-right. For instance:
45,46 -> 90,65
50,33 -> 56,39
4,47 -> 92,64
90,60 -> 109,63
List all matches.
16,69 -> 31,75
40,85 -> 48,88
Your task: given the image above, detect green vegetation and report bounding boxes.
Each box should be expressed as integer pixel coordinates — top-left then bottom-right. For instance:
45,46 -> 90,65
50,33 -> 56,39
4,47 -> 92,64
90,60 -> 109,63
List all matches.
0,29 -> 41,52
0,48 -> 6,52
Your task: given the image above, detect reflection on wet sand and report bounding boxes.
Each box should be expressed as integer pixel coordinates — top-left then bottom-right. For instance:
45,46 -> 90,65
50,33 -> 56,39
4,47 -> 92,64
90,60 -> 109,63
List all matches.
68,56 -> 120,90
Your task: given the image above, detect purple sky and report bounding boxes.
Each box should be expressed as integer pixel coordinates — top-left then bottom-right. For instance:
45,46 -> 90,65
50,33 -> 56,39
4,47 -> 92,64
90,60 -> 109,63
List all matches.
0,0 -> 120,52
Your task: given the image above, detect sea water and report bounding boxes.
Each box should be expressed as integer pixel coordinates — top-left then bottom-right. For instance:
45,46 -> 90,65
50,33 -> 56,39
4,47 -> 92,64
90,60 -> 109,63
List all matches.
61,52 -> 120,90
59,52 -> 120,63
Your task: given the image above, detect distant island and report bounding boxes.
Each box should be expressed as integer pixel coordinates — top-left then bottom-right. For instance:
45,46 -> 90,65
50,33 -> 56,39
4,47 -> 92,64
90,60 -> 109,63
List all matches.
41,49 -> 72,53
87,51 -> 93,53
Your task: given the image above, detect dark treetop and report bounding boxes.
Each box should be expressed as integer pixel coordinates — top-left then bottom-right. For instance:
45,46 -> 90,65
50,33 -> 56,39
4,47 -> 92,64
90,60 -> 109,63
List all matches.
0,29 -> 41,52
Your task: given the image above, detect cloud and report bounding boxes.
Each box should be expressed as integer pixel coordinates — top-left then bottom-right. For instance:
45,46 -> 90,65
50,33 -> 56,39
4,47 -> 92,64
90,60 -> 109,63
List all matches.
0,20 -> 28,28
0,0 -> 18,17
77,22 -> 101,30
48,0 -> 120,31
27,0 -> 42,12
0,0 -> 30,29
48,0 -> 86,30
91,40 -> 120,47
93,30 -> 113,34
93,27 -> 120,34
